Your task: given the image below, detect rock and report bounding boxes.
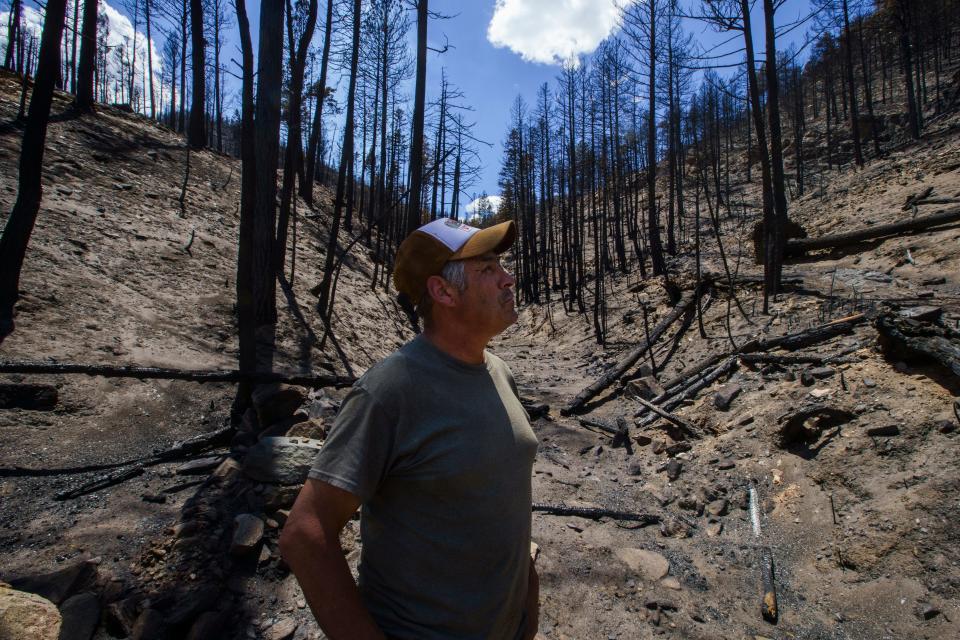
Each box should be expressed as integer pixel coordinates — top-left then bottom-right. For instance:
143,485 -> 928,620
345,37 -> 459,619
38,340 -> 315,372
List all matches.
651,439 -> 667,455
140,493 -> 166,504
633,434 -> 652,447
130,608 -> 165,640
659,518 -> 690,538
705,520 -> 723,537
664,442 -> 691,457
660,576 -> 682,590
186,610 -> 227,640
920,277 -> 946,286
165,585 -> 220,627
104,595 -> 141,637
10,559 -> 98,605
716,458 -> 735,470
259,412 -> 311,439
866,425 -> 900,437
898,306 -> 942,322
242,437 -> 323,485
808,367 -> 836,379
800,371 -> 815,386
713,383 -> 742,410
627,459 -> 645,476
231,514 -> 265,555
809,388 -> 833,399
212,457 -> 242,480
627,376 -> 665,401
0,583 -> 62,639
265,619 -> 299,640
615,549 -> 670,581
652,489 -> 675,506
273,509 -> 291,526
954,397 -> 960,425
936,420 -> 956,434
256,484 -> 301,511
677,496 -> 703,515
57,592 -> 100,640
0,383 -> 58,410
862,378 -> 877,388
252,384 -> 308,428
665,459 -> 682,481
176,456 -> 225,475
706,499 -> 728,517
918,603 -> 941,620
284,417 -> 329,440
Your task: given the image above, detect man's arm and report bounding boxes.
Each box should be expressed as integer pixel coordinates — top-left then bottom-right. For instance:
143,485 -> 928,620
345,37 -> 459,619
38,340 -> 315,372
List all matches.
523,560 -> 540,640
279,478 -> 385,640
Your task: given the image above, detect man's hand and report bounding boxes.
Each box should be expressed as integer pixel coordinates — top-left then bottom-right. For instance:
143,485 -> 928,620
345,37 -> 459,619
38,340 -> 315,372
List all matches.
279,479 -> 385,640
522,561 -> 540,640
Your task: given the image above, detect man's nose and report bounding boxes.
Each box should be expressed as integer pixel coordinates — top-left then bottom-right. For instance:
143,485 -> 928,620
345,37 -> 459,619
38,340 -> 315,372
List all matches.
499,265 -> 516,289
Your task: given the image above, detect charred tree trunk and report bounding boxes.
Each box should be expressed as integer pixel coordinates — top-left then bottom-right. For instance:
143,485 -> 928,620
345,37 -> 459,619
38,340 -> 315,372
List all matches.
187,0 -> 206,148
406,0 -> 428,236
301,0 -> 333,205
73,0 -> 97,112
0,0 -> 69,341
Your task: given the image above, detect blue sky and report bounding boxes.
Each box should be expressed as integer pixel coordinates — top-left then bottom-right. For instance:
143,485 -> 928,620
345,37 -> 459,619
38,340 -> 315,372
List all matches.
3,0 -> 817,215
427,0 -> 816,214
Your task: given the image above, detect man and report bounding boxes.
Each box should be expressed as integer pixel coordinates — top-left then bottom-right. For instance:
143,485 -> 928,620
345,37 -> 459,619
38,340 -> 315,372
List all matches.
280,218 -> 539,640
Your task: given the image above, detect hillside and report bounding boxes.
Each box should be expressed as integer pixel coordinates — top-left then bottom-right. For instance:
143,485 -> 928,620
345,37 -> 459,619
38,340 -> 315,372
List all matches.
2,63 -> 960,640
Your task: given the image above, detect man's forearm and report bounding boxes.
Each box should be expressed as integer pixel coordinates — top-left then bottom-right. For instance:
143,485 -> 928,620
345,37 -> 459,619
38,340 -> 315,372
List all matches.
281,529 -> 385,640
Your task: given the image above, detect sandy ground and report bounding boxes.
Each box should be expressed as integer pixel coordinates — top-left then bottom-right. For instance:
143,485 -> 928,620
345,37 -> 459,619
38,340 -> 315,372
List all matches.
1,68 -> 959,639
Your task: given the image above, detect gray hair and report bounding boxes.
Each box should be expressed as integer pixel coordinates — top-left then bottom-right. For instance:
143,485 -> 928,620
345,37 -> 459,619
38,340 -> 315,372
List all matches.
416,259 -> 468,324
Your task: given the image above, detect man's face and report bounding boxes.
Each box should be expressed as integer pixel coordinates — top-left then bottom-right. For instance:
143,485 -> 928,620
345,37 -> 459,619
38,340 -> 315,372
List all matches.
454,253 -> 517,338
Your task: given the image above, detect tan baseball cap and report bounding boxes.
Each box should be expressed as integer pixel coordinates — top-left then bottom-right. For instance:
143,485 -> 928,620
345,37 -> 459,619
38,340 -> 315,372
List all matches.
393,218 -> 516,302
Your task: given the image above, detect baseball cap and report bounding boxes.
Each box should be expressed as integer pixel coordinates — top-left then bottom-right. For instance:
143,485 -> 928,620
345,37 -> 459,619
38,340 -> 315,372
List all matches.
393,218 -> 516,302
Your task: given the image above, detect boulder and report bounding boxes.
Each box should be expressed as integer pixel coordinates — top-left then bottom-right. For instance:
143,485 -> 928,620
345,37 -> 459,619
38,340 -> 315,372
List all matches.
0,583 -> 62,640
252,384 -> 308,428
130,608 -> 165,640
231,514 -> 265,556
242,437 -> 323,485
57,592 -> 100,640
9,559 -> 98,605
264,619 -> 298,640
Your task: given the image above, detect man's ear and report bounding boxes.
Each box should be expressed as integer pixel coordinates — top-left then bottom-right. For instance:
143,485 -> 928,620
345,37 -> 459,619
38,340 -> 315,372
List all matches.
425,275 -> 458,309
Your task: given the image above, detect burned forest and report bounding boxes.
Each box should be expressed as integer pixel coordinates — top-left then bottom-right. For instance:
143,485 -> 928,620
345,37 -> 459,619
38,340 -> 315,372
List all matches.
1,0 -> 960,638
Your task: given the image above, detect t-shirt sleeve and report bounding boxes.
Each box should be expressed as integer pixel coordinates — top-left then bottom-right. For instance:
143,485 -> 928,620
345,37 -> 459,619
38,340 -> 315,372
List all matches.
308,384 -> 396,502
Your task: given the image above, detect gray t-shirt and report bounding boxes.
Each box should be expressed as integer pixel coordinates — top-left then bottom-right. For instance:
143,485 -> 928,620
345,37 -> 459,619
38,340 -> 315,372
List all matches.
309,335 -> 538,640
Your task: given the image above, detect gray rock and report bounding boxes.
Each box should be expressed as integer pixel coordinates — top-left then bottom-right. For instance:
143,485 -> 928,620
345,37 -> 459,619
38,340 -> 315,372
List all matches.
808,367 -> 836,379
863,378 -> 877,388
627,460 -> 645,476
57,592 -> 100,640
800,371 -> 815,386
242,437 -> 323,485
716,458 -> 735,470
0,583 -> 62,639
713,383 -> 742,410
231,514 -> 265,556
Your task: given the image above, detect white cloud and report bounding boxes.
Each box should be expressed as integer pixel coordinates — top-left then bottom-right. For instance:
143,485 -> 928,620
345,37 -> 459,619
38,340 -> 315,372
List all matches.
0,1 -> 162,113
487,0 -> 634,65
465,194 -> 503,217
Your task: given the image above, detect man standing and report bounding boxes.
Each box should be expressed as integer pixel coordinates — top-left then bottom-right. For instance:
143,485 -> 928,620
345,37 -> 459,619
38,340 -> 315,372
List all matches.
280,218 -> 539,639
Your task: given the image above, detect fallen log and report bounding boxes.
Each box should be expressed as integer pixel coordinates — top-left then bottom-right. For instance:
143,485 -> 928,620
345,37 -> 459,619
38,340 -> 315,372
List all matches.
532,502 -> 660,525
901,186 -> 935,210
875,310 -> 960,377
913,197 -> 960,206
786,207 -> 960,257
760,547 -> 779,624
52,427 -> 233,499
638,357 -> 738,428
562,289 -> 699,415
0,361 -> 356,389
